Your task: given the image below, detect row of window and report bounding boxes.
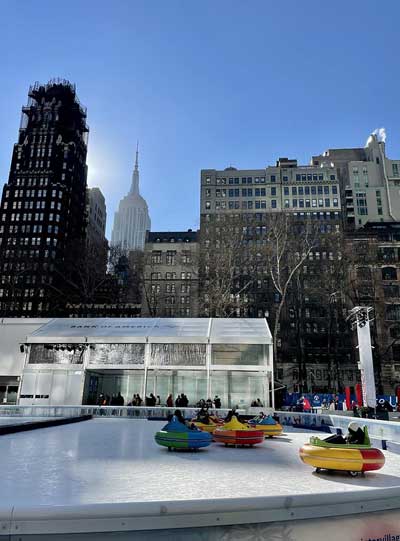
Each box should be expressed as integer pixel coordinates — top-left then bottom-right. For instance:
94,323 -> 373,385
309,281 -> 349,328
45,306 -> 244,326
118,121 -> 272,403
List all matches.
15,160 -> 52,171
284,198 -> 338,208
162,284 -> 192,293
150,272 -> 193,280
2,213 -> 61,223
208,185 -> 338,198
209,200 -> 277,210
150,288 -> 191,304
3,201 -> 62,211
14,177 -> 50,187
211,187 -> 272,197
2,249 -> 56,261
5,237 -> 57,247
206,173 -> 336,185
284,185 -> 337,196
0,224 -> 59,234
6,189 -> 62,198
0,274 -> 53,285
150,251 -> 192,265
0,288 -> 45,298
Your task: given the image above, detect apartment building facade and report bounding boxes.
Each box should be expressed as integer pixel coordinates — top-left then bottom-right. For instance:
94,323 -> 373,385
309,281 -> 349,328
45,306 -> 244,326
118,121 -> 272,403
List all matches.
141,230 -> 199,317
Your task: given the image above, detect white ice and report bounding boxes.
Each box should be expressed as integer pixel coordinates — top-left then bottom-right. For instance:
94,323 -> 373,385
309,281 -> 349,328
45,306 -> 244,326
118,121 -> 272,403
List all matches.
0,418 -> 399,507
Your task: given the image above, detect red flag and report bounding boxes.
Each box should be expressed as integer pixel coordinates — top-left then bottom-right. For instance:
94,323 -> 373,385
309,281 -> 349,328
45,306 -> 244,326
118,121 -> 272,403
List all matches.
355,383 -> 363,406
345,387 -> 351,410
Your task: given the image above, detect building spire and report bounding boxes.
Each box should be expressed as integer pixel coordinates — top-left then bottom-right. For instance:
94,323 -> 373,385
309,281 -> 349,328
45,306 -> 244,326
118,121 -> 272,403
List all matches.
130,140 -> 140,195
135,140 -> 139,171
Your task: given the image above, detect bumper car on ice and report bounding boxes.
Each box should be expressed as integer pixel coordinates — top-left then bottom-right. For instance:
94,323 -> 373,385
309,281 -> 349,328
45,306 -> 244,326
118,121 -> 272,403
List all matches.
191,414 -> 224,433
299,426 -> 385,476
213,416 -> 264,447
192,420 -> 218,433
247,414 -> 283,438
155,417 -> 212,451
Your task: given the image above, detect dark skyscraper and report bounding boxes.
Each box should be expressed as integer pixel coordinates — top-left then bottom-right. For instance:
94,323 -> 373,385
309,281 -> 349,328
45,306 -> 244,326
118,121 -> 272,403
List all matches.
0,79 -> 89,316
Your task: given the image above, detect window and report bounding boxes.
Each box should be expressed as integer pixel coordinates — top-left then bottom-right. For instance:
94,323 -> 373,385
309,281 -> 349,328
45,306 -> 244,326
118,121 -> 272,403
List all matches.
384,285 -> 400,298
205,177 -> 211,184
270,175 -> 276,182
166,251 -> 176,265
325,198 -> 330,207
386,304 -> 400,321
284,199 -> 290,208
393,164 -> 399,177
382,267 -> 397,281
151,251 -> 162,264
332,186 -> 338,194
284,187 -> 289,195
205,201 -> 211,209
330,174 -> 336,180
333,198 -> 339,207
271,187 -> 276,196
271,200 -> 277,208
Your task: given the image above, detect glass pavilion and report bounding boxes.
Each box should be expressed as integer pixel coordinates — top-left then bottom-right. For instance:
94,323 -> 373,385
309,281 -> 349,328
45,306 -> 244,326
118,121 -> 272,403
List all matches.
20,318 -> 273,409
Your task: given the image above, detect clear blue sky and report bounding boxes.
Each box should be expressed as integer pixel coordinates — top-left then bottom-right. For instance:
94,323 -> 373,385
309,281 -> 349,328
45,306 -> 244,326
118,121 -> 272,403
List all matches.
1,0 -> 400,239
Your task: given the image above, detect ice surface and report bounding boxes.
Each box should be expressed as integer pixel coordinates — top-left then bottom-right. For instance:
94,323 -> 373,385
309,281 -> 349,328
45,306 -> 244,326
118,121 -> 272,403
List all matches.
0,419 -> 399,507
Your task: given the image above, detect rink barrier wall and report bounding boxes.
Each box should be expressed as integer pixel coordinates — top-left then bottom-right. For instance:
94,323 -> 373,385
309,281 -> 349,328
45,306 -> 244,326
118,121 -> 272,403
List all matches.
1,406 -> 400,444
275,410 -> 400,445
1,487 -> 400,536
0,405 -> 244,420
0,414 -> 92,436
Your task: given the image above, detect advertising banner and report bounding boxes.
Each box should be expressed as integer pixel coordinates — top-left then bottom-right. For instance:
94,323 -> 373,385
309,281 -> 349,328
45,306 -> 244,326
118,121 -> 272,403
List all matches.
357,321 -> 376,409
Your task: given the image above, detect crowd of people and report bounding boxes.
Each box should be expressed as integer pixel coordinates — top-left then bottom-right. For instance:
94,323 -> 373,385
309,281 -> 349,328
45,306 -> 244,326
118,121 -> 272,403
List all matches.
95,392 -> 223,409
97,392 -> 125,406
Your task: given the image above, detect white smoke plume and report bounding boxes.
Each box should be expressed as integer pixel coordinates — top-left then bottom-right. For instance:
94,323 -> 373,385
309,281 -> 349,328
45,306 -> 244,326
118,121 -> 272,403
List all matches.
372,127 -> 386,143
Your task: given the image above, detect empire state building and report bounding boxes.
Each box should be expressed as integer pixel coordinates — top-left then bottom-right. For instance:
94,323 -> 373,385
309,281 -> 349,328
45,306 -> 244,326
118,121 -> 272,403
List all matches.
111,144 -> 151,250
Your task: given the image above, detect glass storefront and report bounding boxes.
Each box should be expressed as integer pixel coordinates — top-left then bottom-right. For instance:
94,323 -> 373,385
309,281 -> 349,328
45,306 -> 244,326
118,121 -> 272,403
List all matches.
83,368 -> 266,408
146,370 -> 207,405
210,371 -> 267,408
84,370 -> 145,405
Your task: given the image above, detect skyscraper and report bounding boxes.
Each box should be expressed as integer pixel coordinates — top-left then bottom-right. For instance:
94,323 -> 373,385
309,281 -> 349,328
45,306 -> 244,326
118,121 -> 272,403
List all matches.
0,79 -> 89,316
111,144 -> 151,250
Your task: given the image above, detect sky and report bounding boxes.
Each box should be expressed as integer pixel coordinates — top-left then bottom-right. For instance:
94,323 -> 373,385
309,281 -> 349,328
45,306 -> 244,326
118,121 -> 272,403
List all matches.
1,0 -> 400,239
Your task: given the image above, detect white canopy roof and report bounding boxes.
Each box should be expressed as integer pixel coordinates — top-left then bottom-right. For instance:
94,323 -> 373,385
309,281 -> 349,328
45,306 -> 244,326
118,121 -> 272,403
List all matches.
27,318 -> 272,345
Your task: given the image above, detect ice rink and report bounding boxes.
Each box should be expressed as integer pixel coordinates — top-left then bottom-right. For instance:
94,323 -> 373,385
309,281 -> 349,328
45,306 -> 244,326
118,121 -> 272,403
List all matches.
1,418 -> 399,508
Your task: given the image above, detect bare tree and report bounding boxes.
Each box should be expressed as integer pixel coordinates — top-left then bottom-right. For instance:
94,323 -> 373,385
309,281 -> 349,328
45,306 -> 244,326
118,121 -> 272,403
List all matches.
199,214 -> 254,317
262,213 -> 317,369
